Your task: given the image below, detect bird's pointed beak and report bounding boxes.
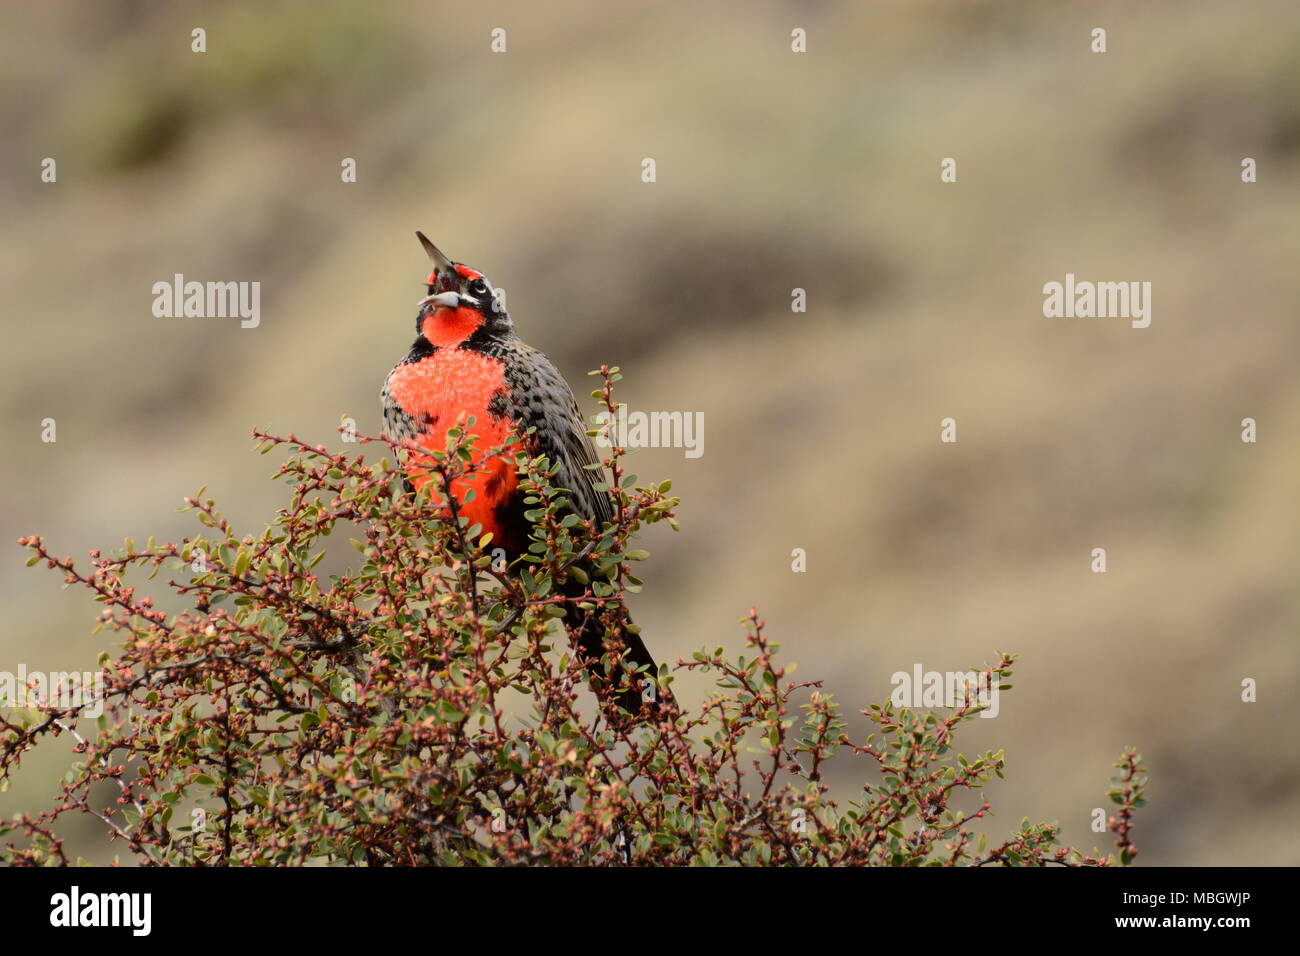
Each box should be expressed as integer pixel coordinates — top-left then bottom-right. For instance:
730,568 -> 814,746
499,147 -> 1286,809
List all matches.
416,231 -> 454,275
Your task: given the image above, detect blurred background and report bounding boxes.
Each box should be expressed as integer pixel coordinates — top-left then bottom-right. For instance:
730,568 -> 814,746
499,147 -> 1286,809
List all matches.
2,0 -> 1297,865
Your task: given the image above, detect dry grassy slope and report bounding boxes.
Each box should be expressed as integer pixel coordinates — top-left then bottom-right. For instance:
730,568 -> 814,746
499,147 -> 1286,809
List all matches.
1,1 -> 1297,863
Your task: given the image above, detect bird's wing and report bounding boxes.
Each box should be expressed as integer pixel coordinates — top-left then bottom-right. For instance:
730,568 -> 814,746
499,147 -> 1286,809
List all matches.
500,342 -> 613,528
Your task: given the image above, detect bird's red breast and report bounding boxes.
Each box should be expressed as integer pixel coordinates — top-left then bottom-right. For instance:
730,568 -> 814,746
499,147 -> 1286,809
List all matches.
384,343 -> 523,549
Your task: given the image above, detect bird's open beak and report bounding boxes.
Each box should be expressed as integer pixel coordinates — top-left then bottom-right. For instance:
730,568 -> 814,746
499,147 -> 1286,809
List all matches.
418,290 -> 461,310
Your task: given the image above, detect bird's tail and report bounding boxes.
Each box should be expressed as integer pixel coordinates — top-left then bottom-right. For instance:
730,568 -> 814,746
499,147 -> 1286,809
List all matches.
561,573 -> 669,720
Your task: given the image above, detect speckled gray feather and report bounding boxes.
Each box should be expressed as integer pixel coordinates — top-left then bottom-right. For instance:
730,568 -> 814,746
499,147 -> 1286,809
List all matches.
491,339 -> 612,529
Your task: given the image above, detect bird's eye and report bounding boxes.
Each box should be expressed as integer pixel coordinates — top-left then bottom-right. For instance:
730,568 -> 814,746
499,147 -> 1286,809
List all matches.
470,278 -> 488,297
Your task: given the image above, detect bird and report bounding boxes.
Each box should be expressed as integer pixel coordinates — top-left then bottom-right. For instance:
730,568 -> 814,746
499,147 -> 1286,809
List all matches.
382,232 -> 662,718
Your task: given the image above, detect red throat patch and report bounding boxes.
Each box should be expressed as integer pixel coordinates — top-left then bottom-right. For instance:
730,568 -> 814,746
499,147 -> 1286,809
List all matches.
421,306 -> 483,347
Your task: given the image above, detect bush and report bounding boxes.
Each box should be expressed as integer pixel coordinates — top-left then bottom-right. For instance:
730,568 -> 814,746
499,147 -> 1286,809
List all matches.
2,369 -> 1147,866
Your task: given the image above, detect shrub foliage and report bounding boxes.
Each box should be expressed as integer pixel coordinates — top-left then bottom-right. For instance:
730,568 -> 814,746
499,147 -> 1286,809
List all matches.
3,369 -> 1147,866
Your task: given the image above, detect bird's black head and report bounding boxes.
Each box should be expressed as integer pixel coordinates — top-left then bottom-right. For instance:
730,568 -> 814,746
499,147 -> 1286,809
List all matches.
413,231 -> 513,347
